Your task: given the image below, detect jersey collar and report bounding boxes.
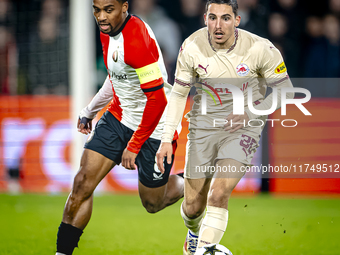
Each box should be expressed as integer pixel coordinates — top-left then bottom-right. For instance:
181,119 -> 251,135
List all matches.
109,13 -> 131,37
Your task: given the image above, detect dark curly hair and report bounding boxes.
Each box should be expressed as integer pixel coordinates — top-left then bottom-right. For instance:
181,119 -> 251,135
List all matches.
205,0 -> 238,16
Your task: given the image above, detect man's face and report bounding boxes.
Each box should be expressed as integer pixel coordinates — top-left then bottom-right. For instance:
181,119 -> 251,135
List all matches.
204,3 -> 240,49
93,0 -> 128,34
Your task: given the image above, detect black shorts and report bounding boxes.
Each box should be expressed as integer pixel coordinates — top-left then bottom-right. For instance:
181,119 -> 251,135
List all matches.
84,111 -> 176,188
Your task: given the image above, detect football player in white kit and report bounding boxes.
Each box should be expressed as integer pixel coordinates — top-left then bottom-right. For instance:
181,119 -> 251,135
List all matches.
55,0 -> 184,254
156,0 -> 294,254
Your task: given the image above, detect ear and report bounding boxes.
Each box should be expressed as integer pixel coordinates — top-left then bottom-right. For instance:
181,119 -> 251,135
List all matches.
122,1 -> 128,13
204,13 -> 207,26
235,15 -> 241,27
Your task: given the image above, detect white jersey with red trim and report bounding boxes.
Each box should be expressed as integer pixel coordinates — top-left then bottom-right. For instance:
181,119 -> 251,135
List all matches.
98,14 -> 176,153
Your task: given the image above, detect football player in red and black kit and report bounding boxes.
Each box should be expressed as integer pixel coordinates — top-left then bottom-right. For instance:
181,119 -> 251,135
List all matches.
55,1 -> 184,254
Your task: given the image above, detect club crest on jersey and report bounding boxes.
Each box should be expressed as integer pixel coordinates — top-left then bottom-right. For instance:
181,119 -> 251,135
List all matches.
236,63 -> 250,76
112,50 -> 118,62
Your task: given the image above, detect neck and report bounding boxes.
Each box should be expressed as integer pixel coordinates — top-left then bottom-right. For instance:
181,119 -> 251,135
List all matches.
109,12 -> 129,36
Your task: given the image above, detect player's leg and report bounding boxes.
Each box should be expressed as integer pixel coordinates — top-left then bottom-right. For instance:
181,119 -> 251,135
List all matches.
182,177 -> 211,232
138,174 -> 184,213
181,128 -> 218,255
56,149 -> 115,255
137,139 -> 184,213
56,111 -> 126,255
196,158 -> 244,249
181,177 -> 211,255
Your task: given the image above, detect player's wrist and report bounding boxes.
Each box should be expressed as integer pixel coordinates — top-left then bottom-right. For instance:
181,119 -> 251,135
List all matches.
161,138 -> 172,144
161,132 -> 174,143
126,143 -> 140,154
79,107 -> 96,120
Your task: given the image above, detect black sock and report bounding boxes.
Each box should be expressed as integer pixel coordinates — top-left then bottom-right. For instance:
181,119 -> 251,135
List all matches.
56,222 -> 83,255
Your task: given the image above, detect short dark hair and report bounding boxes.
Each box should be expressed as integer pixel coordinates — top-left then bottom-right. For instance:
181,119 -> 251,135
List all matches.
205,0 -> 238,16
116,0 -> 128,3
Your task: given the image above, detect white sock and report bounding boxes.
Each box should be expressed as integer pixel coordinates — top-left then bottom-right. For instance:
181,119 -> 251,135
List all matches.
180,202 -> 205,235
56,253 -> 67,255
197,205 -> 228,248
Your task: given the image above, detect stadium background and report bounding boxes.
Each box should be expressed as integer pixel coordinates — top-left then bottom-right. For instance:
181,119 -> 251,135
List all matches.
0,1 -> 340,254
1,0 -> 339,194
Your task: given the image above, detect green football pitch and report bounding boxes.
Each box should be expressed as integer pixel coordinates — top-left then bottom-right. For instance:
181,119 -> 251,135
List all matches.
1,193 -> 339,255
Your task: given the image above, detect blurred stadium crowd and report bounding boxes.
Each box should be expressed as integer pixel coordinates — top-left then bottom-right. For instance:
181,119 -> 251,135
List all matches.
0,0 -> 340,96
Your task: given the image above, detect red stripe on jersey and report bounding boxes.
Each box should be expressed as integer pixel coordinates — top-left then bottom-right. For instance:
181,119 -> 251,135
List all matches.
107,95 -> 123,122
123,16 -> 164,88
100,33 -> 123,121
100,32 -> 110,69
127,87 -> 167,153
107,75 -> 123,121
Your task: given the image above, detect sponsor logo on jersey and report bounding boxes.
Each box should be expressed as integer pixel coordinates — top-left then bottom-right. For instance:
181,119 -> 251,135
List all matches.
112,50 -> 118,62
275,62 -> 287,74
198,64 -> 209,74
110,71 -> 127,80
236,63 -> 250,76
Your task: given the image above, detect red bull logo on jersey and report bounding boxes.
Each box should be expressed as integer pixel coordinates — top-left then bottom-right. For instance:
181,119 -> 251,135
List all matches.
236,63 -> 250,76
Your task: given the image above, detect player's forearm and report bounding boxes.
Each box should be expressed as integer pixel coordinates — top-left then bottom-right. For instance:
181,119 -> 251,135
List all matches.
245,76 -> 294,120
127,87 -> 167,154
161,82 -> 190,143
79,76 -> 113,119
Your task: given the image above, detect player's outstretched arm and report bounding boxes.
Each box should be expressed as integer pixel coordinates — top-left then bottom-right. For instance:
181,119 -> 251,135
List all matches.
77,75 -> 113,134
157,82 -> 190,171
161,82 -> 191,143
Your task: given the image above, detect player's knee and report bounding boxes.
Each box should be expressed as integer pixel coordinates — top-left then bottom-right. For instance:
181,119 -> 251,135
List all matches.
141,198 -> 163,214
208,188 -> 231,208
184,200 -> 206,219
143,202 -> 161,214
72,171 -> 95,200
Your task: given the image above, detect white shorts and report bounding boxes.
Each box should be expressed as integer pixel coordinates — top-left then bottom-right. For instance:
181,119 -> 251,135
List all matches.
184,127 -> 261,179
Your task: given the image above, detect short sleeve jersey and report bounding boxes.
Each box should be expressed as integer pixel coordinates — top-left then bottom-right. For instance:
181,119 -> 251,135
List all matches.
100,14 -> 172,140
175,28 -> 289,116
